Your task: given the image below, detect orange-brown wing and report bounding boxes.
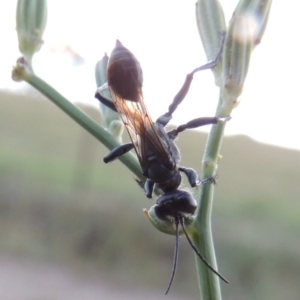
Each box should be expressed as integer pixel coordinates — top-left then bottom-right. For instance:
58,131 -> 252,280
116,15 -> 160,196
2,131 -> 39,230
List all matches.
110,90 -> 173,173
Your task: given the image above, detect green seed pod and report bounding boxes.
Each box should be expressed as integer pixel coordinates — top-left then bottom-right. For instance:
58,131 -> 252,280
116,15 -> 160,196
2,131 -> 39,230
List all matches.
195,0 -> 226,84
16,0 -> 47,63
95,54 -> 124,141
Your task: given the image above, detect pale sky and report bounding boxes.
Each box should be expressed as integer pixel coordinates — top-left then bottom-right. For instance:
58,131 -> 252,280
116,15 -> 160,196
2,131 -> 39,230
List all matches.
1,1 -> 299,150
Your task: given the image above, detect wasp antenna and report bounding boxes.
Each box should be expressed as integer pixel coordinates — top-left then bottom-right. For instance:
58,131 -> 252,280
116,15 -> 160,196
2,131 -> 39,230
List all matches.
179,217 -> 229,284
165,218 -> 180,295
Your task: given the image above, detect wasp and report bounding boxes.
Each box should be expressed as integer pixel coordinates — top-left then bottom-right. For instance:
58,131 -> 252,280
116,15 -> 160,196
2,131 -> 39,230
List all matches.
95,34 -> 228,294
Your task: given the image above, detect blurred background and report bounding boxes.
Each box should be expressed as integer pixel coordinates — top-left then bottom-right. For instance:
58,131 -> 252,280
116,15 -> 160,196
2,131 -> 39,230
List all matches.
1,1 -> 300,299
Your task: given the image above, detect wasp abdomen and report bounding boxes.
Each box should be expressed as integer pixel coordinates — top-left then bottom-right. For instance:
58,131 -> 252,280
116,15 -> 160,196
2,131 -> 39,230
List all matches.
107,40 -> 143,102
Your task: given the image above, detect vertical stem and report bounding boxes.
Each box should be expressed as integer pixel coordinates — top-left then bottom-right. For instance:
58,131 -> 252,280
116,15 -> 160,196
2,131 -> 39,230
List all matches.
191,106 -> 227,299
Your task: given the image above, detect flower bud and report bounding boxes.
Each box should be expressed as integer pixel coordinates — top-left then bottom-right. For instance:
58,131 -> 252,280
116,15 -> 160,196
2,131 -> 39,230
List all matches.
196,0 -> 226,84
233,0 -> 272,46
16,0 -> 47,63
223,15 -> 254,95
95,54 -> 124,141
219,0 -> 272,115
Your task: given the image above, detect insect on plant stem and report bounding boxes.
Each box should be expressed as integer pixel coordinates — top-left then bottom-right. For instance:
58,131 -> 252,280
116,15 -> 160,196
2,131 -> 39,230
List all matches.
95,32 -> 229,294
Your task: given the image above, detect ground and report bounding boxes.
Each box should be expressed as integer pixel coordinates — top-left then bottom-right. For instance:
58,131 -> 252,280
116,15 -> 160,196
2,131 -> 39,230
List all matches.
0,255 -> 189,300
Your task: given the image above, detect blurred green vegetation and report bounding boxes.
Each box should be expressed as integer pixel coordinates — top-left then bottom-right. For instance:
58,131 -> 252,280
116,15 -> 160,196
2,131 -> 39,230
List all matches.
1,89 -> 300,299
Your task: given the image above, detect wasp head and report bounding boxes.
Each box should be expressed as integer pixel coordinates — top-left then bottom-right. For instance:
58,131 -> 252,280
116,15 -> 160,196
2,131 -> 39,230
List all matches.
154,190 -> 197,222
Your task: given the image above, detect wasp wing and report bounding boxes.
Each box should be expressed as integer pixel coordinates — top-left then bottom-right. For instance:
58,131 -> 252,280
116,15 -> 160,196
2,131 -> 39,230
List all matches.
110,90 -> 174,174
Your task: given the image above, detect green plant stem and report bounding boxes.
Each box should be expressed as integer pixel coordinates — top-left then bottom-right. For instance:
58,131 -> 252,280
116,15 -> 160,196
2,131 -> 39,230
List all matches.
191,108 -> 227,300
24,71 -> 144,180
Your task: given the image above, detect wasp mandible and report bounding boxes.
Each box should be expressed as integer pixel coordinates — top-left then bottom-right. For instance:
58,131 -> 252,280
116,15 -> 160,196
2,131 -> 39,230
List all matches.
95,34 -> 228,294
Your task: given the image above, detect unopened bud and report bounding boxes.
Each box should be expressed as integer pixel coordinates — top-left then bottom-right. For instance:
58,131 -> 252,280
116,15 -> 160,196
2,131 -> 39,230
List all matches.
95,54 -> 124,141
16,0 -> 47,63
233,0 -> 272,46
219,0 -> 272,114
196,0 -> 226,84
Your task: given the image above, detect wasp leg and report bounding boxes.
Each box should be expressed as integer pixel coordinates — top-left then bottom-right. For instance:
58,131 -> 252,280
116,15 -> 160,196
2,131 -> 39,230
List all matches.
156,113 -> 172,127
156,32 -> 225,127
167,117 -> 219,141
95,91 -> 117,112
200,175 -> 218,185
103,143 -> 134,163
177,117 -> 219,133
144,179 -> 155,198
179,167 -> 198,187
167,32 -> 225,117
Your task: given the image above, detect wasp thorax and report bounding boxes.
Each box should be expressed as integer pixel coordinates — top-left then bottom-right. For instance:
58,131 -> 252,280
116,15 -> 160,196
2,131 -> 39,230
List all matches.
155,190 -> 197,221
107,40 -> 143,102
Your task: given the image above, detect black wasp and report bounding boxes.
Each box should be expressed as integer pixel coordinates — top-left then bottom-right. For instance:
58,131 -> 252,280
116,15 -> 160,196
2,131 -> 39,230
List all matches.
95,35 -> 228,294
